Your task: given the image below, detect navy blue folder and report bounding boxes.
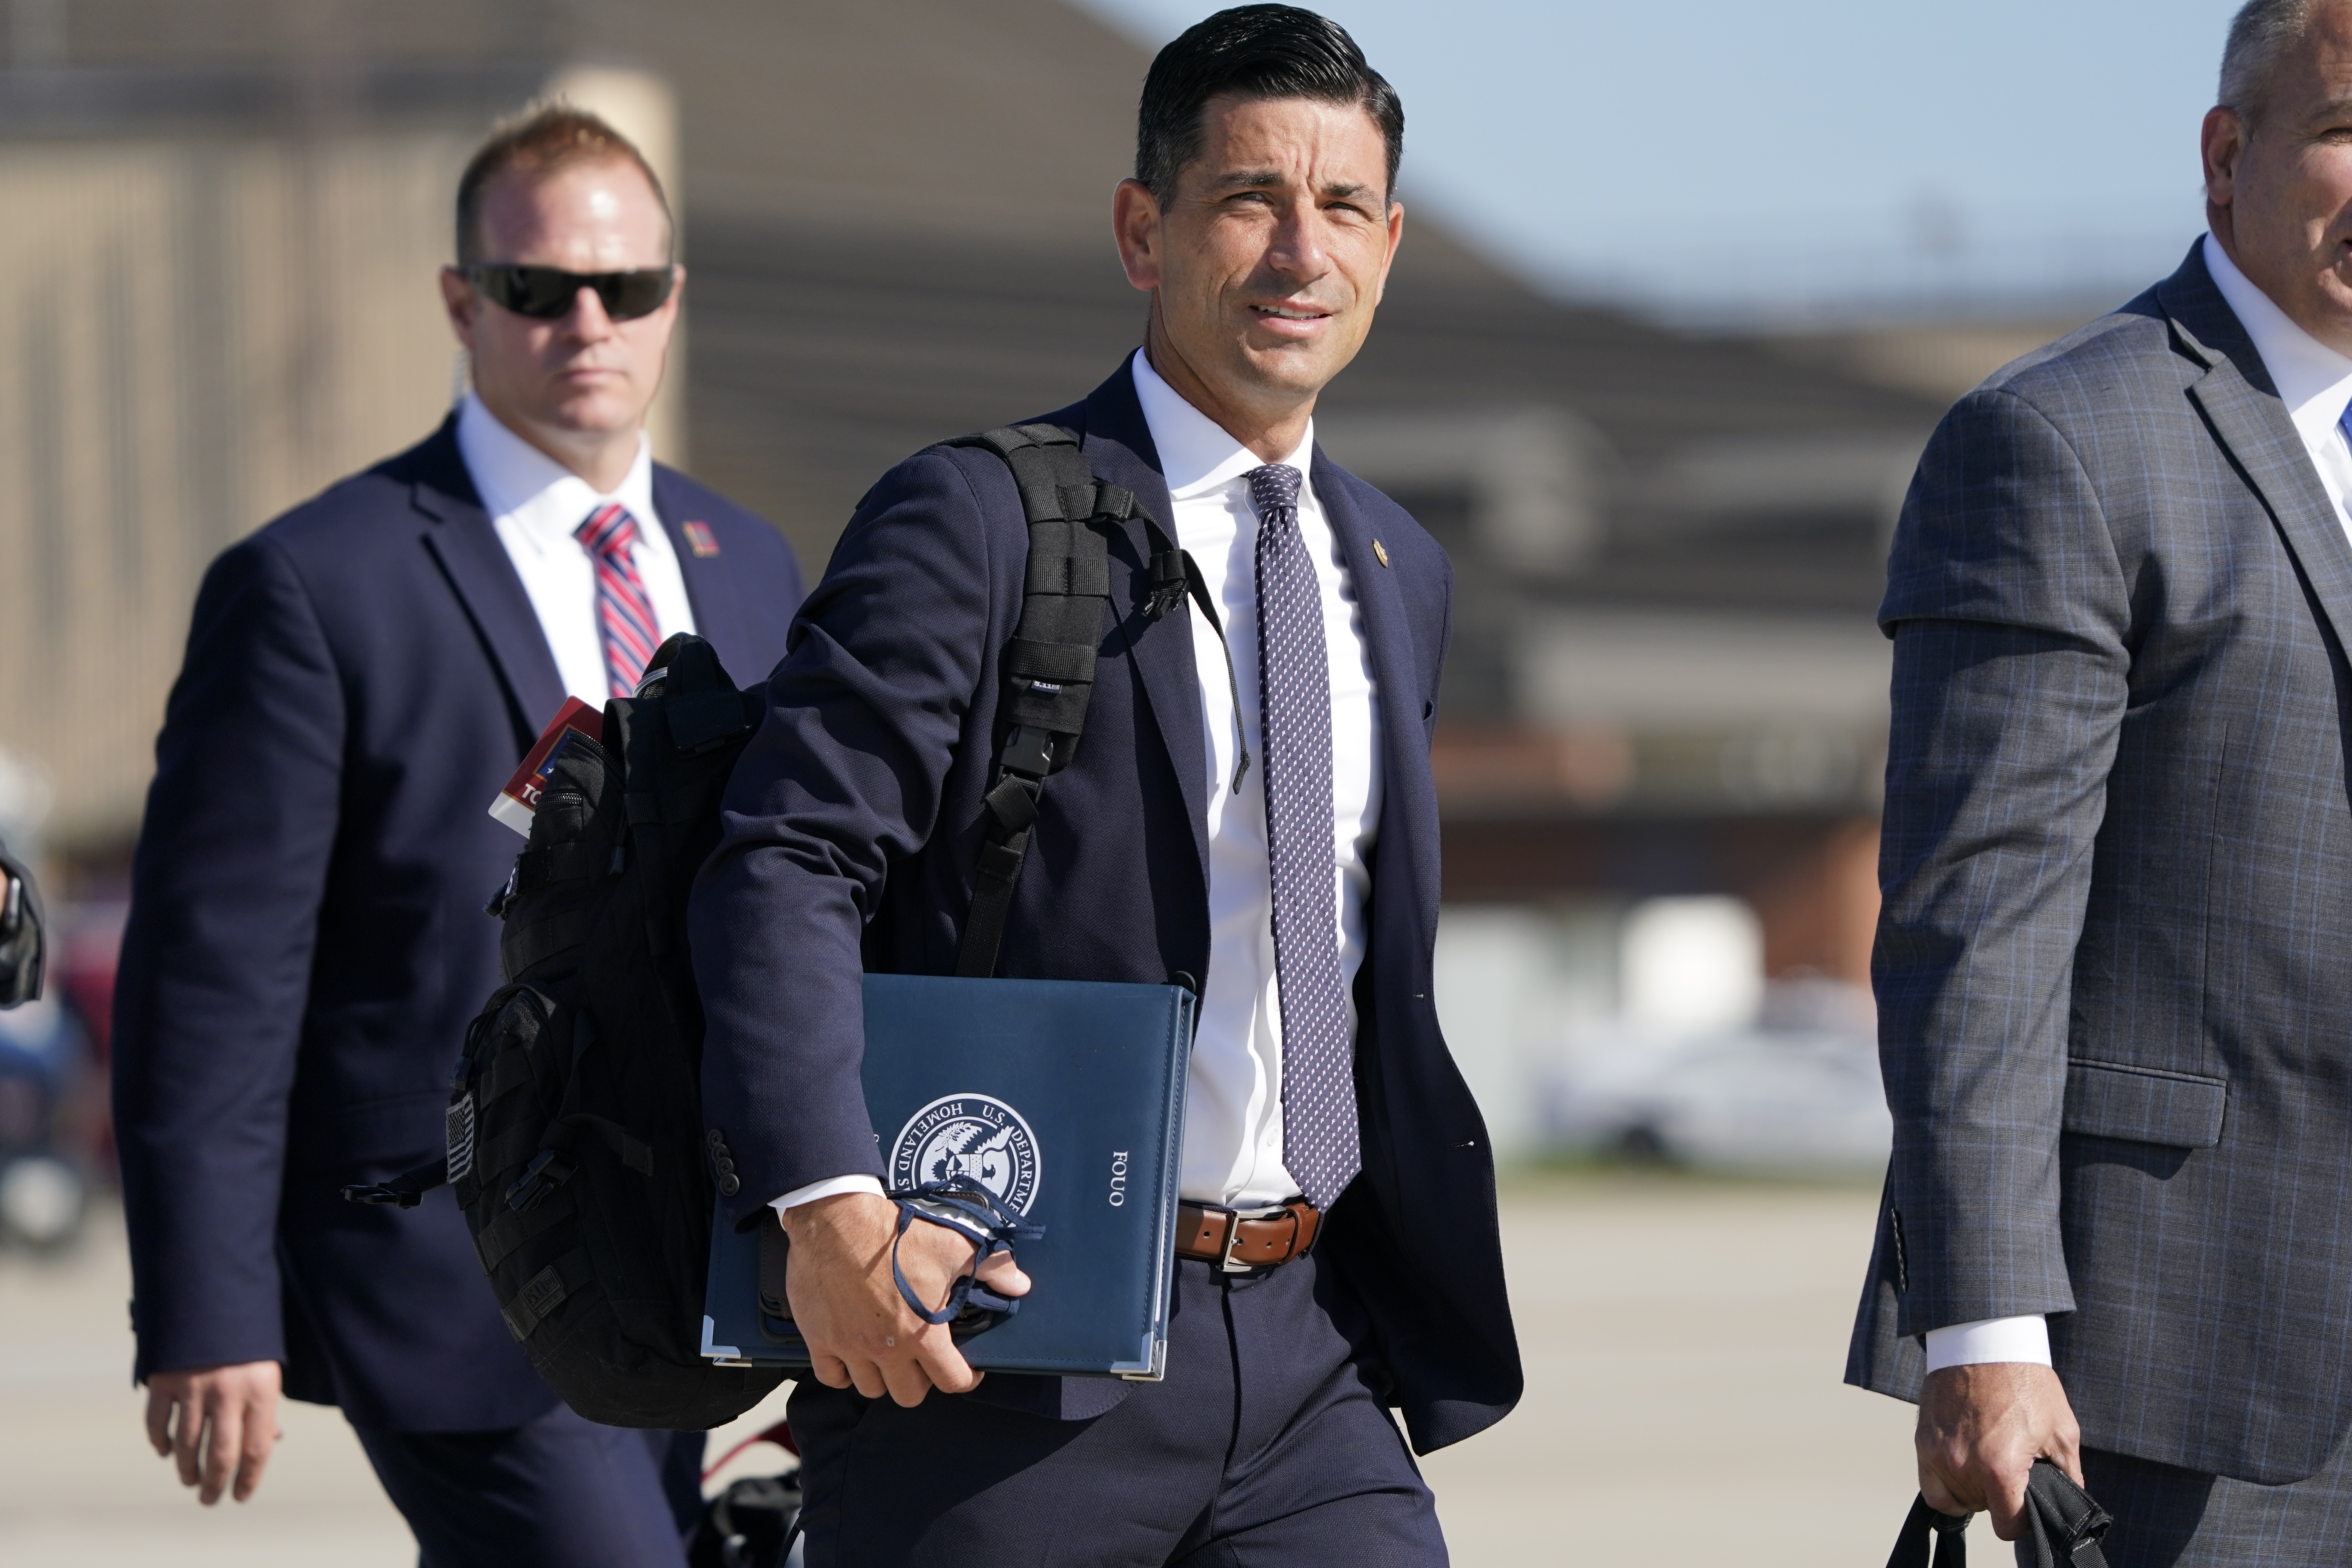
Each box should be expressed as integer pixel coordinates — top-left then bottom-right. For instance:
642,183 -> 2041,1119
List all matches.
701,973 -> 1194,1379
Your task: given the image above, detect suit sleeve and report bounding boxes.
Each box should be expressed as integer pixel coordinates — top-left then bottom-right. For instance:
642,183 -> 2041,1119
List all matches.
1875,385 -> 2131,1338
690,452 -> 999,1226
113,534 -> 345,1380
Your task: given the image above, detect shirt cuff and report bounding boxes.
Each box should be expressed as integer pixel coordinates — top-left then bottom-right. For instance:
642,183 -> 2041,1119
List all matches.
1924,1315 -> 2053,1373
770,1174 -> 887,1216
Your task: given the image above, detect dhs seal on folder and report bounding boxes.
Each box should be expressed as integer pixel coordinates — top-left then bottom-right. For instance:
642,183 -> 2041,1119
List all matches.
895,1094 -> 1042,1211
702,973 -> 1194,1379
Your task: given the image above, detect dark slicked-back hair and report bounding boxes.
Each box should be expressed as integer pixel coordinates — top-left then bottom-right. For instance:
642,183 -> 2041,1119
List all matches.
455,103 -> 673,264
1136,5 -> 1403,204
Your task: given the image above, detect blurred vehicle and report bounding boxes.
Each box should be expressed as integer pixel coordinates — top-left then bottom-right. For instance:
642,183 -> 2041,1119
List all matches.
0,991 -> 92,1249
49,897 -> 126,1176
1545,1019 -> 1891,1175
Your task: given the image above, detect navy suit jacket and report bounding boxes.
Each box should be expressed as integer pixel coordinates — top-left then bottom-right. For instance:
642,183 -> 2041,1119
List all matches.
690,363 -> 1521,1454
114,417 -> 803,1430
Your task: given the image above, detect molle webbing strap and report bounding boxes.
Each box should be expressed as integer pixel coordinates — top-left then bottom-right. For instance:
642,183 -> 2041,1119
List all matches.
942,423 -> 1246,978
945,424 -> 1113,978
473,1185 -> 575,1273
500,1248 -> 598,1343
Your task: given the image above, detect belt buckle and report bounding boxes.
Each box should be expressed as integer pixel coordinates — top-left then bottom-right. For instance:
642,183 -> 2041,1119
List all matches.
1217,1202 -> 1290,1273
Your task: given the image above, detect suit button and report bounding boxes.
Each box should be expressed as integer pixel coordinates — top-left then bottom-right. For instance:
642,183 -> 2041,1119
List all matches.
718,1174 -> 740,1197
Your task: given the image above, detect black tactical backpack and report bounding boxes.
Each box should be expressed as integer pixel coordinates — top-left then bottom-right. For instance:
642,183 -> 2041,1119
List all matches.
347,630 -> 783,1428
346,425 -> 1229,1430
0,835 -> 43,1008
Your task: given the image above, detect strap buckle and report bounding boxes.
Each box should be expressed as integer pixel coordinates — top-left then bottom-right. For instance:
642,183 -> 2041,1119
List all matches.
999,724 -> 1055,780
1214,1201 -> 1294,1273
338,1153 -> 452,1209
339,1180 -> 425,1208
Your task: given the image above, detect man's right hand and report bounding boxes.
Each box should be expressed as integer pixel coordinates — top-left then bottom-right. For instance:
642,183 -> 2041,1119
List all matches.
781,1191 -> 1031,1407
1916,1362 -> 2083,1541
144,1359 -> 282,1505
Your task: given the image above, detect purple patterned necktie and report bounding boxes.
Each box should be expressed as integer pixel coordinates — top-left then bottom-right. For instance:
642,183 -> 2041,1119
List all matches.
1248,462 -> 1359,1210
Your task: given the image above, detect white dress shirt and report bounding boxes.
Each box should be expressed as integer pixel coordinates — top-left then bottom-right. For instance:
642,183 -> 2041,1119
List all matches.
772,349 -> 1384,1217
455,391 -> 696,706
1926,233 -> 2352,1376
2204,233 -> 2352,539
1132,348 -> 1384,1207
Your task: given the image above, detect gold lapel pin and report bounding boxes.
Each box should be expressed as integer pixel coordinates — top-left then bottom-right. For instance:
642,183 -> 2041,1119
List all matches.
1373,539 -> 1390,568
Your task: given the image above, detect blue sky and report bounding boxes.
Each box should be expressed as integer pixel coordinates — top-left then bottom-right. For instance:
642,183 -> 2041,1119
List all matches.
1073,0 -> 2238,319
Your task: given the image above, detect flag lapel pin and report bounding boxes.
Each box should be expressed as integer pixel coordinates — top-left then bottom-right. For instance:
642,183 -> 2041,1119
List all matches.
682,521 -> 720,558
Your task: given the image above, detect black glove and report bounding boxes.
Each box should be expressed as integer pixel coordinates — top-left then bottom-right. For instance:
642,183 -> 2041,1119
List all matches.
1888,1458 -> 2112,1568
0,836 -> 44,1008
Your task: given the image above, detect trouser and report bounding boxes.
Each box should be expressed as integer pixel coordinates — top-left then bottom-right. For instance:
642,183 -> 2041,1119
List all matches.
351,1400 -> 704,1568
788,1250 -> 1445,1568
2085,1442 -> 2352,1567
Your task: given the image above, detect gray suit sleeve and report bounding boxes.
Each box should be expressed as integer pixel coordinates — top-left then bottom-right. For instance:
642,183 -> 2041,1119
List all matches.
1875,385 -> 2131,1337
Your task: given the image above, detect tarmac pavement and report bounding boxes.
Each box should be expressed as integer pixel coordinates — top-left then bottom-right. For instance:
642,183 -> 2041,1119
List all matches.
0,1174 -> 1935,1565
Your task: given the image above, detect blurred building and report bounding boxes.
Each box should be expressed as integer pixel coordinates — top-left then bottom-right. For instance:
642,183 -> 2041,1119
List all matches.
1747,313 -> 2102,404
0,0 -> 1999,1154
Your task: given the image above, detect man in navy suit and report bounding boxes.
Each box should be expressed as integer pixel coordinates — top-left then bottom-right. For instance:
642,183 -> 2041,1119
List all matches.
691,9 -> 1519,1563
112,106 -> 802,1565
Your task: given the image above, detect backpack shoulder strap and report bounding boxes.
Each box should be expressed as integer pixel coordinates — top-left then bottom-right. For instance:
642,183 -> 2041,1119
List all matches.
940,423 -> 1250,978
942,424 -> 1107,978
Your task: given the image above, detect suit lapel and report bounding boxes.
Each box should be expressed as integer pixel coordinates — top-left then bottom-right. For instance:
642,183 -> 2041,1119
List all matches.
2167,250 -> 2352,655
1070,364 -> 1213,889
1312,448 -> 1426,846
410,420 -> 568,740
650,466 -> 747,666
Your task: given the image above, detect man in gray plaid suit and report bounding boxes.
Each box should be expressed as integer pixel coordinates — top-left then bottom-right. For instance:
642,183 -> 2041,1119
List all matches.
1848,3 -> 2352,1561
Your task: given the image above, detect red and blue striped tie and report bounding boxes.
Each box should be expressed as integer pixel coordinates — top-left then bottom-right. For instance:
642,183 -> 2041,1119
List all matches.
573,503 -> 660,698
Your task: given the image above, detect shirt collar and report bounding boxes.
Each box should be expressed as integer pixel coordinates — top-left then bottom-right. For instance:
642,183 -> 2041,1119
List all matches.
2203,232 -> 2352,448
455,390 -> 657,534
1128,348 -> 1315,500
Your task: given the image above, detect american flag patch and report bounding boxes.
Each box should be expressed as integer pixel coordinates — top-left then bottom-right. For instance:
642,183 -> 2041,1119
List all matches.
682,521 -> 720,557
446,1092 -> 476,1183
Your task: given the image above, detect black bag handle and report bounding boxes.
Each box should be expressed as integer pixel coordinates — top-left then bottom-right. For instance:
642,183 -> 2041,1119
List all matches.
1887,1460 -> 2112,1568
1887,1496 -> 1971,1568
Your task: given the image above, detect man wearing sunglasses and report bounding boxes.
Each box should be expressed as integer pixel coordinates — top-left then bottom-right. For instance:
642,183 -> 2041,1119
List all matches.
111,105 -> 804,1567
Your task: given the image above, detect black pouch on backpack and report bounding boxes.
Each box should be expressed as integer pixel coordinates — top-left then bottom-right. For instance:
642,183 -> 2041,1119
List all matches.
347,633 -> 784,1430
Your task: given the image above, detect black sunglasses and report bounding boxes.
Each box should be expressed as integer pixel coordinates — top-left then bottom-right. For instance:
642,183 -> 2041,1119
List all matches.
463,263 -> 675,322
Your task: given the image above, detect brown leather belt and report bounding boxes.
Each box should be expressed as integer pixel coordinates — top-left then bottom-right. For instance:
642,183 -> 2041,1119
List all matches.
1174,1199 -> 1321,1272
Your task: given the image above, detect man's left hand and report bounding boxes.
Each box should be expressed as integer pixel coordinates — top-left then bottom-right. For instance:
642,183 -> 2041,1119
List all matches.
143,1360 -> 283,1505
1916,1362 -> 2082,1541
